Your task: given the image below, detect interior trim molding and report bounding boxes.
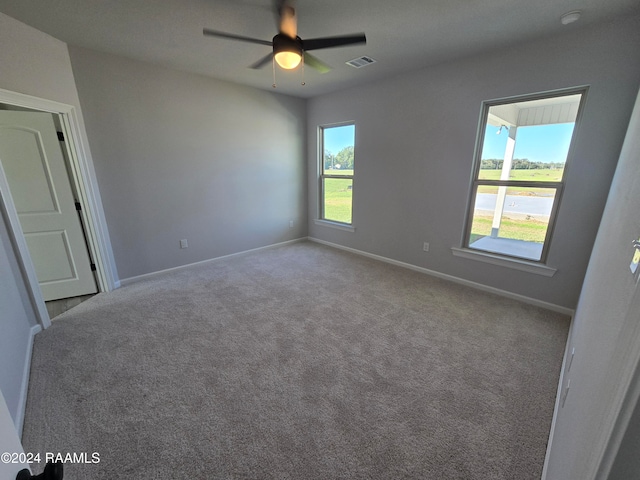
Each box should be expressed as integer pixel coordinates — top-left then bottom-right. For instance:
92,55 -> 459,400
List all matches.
451,247 -> 557,277
0,161 -> 51,329
0,87 -> 119,330
120,237 -> 307,286
313,219 -> 356,232
15,324 -> 41,436
311,237 -> 574,316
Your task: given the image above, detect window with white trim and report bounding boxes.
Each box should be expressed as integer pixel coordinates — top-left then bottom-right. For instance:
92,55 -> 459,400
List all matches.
319,123 -> 355,225
464,89 -> 586,262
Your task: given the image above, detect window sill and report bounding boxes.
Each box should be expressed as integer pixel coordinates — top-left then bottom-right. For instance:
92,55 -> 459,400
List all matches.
451,247 -> 557,277
314,219 -> 355,233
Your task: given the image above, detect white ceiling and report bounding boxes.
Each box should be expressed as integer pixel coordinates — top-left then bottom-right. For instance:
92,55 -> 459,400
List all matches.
1,0 -> 639,98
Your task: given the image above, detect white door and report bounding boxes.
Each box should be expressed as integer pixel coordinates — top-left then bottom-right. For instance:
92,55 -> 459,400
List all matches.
0,111 -> 97,301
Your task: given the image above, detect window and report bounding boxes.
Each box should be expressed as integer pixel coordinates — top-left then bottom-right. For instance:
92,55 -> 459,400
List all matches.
319,123 -> 355,225
464,89 -> 585,262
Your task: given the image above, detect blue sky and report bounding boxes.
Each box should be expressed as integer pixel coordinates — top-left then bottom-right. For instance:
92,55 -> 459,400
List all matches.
482,123 -> 575,164
324,124 -> 355,155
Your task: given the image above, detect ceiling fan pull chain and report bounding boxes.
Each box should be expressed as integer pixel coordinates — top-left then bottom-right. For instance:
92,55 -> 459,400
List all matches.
301,54 -> 305,86
272,56 -> 277,88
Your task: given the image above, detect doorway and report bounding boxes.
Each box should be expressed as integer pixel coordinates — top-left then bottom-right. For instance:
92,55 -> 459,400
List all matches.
0,108 -> 98,309
0,88 -> 118,329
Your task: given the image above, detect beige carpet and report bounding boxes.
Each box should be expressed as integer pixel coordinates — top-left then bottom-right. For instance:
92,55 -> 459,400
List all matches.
22,241 -> 570,479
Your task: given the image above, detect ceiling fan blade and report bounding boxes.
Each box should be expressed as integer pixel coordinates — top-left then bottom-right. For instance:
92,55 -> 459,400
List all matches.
203,28 -> 272,47
279,7 -> 297,38
302,33 -> 366,51
303,52 -> 331,74
249,52 -> 274,69
273,0 -> 287,25
274,0 -> 296,37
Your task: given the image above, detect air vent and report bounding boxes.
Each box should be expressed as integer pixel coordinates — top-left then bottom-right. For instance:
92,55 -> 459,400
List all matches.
346,56 -> 376,68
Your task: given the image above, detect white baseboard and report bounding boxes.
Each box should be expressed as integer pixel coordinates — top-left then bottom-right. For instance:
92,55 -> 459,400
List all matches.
119,235 -> 573,316
120,238 -> 307,286
308,237 -> 575,317
16,324 -> 41,437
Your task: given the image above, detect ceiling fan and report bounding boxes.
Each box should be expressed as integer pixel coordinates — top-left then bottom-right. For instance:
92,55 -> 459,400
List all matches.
203,0 -> 366,74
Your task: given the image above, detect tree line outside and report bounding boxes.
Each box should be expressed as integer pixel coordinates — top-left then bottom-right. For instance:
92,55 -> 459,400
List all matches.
324,146 -> 354,171
481,158 -> 565,171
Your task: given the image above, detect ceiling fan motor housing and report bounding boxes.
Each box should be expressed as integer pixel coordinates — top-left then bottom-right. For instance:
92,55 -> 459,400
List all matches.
273,33 -> 302,57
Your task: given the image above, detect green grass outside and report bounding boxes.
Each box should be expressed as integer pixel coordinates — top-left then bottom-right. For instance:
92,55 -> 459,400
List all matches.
323,173 -> 353,224
478,167 -> 564,181
470,215 -> 548,244
477,168 -> 563,194
472,168 -> 555,244
321,168 -> 557,238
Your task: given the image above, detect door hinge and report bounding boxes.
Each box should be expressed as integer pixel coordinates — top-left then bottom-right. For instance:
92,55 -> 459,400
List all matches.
75,201 -> 82,211
57,131 -> 65,141
90,263 -> 97,271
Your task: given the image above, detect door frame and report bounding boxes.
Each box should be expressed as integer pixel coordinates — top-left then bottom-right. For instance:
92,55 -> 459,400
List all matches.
0,87 -> 118,329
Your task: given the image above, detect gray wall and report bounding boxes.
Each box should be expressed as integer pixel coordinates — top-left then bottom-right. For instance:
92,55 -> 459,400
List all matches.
0,12 -> 85,430
0,12 -> 83,106
545,88 -> 640,478
307,15 -> 640,310
0,209 -> 35,427
68,47 -> 308,280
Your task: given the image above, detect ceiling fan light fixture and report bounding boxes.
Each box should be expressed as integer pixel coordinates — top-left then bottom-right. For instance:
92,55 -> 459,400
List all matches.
275,51 -> 302,69
273,34 -> 303,70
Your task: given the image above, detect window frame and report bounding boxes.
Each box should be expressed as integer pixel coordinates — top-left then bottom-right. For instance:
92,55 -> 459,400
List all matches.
462,87 -> 588,264
318,121 -> 356,227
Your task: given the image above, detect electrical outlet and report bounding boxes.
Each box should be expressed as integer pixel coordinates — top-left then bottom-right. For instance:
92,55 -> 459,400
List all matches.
423,242 -> 430,252
180,239 -> 188,249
